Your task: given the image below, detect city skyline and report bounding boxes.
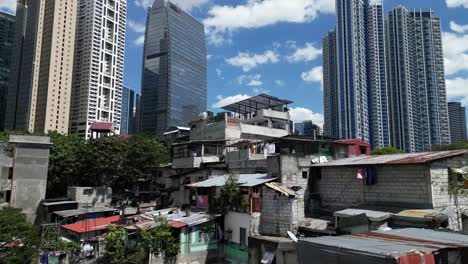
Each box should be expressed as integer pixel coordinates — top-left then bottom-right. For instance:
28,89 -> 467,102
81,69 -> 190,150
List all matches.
0,0 -> 467,132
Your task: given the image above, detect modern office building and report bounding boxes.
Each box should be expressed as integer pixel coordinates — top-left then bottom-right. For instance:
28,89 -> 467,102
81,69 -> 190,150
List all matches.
322,30 -> 339,139
140,0 -> 207,135
335,0 -> 369,143
120,86 -> 135,135
366,3 -> 391,148
386,7 -> 450,152
134,93 -> 141,134
448,102 -> 467,144
4,0 -> 77,134
294,121 -> 322,137
70,0 -> 126,139
0,11 -> 15,131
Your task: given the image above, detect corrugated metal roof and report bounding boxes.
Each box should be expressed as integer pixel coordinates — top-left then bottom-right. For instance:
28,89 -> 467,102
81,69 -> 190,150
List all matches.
334,209 -> 392,222
299,228 -> 468,258
54,207 -> 118,218
312,150 -> 468,167
186,174 -> 276,188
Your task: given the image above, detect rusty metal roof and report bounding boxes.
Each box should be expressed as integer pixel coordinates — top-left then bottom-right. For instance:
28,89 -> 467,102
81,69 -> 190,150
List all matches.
312,150 -> 468,167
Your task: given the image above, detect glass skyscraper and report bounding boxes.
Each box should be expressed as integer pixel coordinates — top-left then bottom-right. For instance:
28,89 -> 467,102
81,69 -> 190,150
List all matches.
0,11 -> 15,131
121,86 -> 135,135
448,102 -> 467,144
140,0 -> 207,135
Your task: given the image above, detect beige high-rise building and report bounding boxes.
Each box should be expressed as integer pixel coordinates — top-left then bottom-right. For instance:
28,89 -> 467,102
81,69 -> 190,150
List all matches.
5,0 -> 77,134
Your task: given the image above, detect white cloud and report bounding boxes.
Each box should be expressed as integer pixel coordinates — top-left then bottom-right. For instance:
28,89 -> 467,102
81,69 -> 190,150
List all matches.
212,94 -> 251,108
287,42 -> 321,63
171,0 -> 209,12
446,0 -> 468,8
216,68 -> 224,80
275,80 -> 285,87
253,88 -> 270,94
128,20 -> 146,33
226,50 -> 279,72
134,0 -> 153,9
134,35 -> 145,46
443,31 -> 468,75
238,74 -> 263,86
450,21 -> 468,33
134,0 -> 209,12
0,0 -> 15,14
207,54 -> 213,60
289,107 -> 324,128
301,66 -> 323,83
446,78 -> 468,106
203,0 -> 335,45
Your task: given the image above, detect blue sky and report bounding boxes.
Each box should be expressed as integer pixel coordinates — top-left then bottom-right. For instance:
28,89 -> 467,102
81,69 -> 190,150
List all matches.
1,0 -> 468,126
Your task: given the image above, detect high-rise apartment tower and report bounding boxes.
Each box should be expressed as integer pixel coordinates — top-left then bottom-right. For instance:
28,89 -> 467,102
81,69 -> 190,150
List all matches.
70,0 -> 126,139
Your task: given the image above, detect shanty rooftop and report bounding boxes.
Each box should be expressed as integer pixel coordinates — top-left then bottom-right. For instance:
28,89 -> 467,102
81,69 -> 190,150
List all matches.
312,150 -> 468,167
221,94 -> 293,114
299,228 -> 468,258
186,174 -> 276,188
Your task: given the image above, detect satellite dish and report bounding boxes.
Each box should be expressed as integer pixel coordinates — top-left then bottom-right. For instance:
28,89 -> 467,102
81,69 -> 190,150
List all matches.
287,231 -> 298,243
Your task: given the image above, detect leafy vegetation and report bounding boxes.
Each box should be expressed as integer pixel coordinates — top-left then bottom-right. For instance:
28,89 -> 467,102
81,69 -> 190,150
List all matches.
219,174 -> 241,213
0,208 -> 39,264
140,216 -> 180,260
432,141 -> 468,151
371,146 -> 405,155
105,226 -> 127,264
0,131 -> 169,197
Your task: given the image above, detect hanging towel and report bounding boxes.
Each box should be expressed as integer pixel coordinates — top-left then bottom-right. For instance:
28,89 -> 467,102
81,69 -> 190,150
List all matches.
357,168 -> 364,179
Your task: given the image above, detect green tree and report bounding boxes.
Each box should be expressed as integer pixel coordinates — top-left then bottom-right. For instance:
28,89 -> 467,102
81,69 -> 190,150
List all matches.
140,216 -> 180,261
104,226 -> 127,264
371,147 -> 405,155
0,208 -> 39,264
219,175 -> 241,213
432,141 -> 468,151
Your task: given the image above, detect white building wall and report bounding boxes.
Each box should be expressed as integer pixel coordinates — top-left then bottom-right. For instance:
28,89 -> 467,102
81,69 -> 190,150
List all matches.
71,0 -> 126,139
225,211 -> 251,245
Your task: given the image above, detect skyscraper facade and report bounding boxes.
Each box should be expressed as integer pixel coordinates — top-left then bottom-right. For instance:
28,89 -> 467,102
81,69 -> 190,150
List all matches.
70,0 -> 126,139
4,0 -> 77,134
0,11 -> 15,131
335,0 -> 369,142
140,0 -> 207,135
322,30 -> 339,139
448,102 -> 467,144
120,86 -> 135,135
386,7 -> 450,152
366,3 -> 391,148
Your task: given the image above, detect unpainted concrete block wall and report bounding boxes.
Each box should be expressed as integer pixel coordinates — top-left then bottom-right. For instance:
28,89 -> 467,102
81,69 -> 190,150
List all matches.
319,164 -> 432,209
260,187 -> 300,236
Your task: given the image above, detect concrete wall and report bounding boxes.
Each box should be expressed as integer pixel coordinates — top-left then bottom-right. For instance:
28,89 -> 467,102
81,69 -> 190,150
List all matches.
318,165 -> 433,209
9,135 -> 51,222
225,211 -> 252,245
260,188 -> 300,236
67,187 -> 112,208
430,154 -> 468,230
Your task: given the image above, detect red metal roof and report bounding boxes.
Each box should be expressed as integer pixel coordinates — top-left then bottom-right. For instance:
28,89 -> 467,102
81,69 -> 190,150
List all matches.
335,139 -> 370,146
169,220 -> 188,229
62,215 -> 120,234
89,122 -> 114,132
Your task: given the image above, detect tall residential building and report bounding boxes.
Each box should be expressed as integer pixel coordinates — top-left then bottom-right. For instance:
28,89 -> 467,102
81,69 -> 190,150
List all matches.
326,1 -> 390,148
4,0 -> 77,134
70,0 -> 126,139
294,121 -> 322,137
366,3 -> 391,148
386,7 -> 450,152
448,102 -> 467,144
140,0 -> 207,135
120,86 -> 135,135
0,11 -> 15,131
322,30 -> 339,139
335,0 -> 369,142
